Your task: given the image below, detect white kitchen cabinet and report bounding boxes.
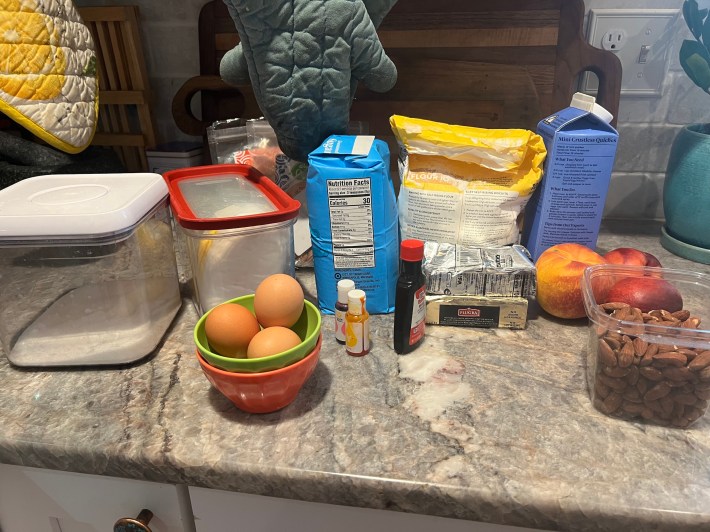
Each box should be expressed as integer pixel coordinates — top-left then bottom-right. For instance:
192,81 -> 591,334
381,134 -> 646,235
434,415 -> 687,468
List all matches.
0,464 -> 545,531
189,486 -> 544,532
0,464 -> 194,532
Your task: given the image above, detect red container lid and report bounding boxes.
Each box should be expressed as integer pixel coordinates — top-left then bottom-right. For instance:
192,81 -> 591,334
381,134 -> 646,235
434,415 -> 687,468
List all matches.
401,239 -> 424,261
163,164 -> 300,230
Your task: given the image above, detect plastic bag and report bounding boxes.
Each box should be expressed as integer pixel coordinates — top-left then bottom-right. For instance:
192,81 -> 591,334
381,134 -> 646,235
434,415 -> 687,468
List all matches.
390,115 -> 547,247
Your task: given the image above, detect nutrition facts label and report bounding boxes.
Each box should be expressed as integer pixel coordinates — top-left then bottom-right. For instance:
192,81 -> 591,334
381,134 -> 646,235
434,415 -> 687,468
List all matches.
327,178 -> 375,268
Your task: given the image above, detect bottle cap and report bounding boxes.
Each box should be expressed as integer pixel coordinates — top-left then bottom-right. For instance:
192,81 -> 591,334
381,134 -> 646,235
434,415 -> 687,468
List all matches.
347,289 -> 366,314
337,279 -> 355,304
400,239 -> 424,262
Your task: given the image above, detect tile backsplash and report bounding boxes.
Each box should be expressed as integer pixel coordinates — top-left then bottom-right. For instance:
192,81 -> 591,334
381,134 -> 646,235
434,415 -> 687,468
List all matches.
73,0 -> 710,221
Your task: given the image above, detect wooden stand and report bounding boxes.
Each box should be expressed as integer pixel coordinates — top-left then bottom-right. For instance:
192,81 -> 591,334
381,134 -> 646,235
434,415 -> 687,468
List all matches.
79,6 -> 157,172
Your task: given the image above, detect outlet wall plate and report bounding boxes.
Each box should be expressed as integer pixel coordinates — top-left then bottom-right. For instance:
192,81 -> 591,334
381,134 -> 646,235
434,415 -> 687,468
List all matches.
581,8 -> 679,97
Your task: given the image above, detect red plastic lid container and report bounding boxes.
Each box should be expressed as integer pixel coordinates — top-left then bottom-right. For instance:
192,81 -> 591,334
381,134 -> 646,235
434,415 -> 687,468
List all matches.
163,164 -> 300,230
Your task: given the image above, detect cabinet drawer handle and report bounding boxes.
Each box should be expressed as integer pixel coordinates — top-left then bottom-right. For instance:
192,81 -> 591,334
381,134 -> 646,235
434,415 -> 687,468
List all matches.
114,508 -> 153,532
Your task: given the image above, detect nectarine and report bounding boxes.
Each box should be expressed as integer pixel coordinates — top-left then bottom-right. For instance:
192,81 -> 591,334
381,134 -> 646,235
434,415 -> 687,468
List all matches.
535,243 -> 608,319
605,277 -> 683,313
604,247 -> 662,268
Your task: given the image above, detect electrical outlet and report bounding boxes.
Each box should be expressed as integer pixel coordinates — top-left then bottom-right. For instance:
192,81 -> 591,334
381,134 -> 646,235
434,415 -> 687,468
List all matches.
601,29 -> 627,51
581,8 -> 679,97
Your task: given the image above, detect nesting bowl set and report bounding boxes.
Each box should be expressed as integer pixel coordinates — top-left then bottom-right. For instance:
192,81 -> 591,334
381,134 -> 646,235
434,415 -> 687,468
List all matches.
194,295 -> 322,413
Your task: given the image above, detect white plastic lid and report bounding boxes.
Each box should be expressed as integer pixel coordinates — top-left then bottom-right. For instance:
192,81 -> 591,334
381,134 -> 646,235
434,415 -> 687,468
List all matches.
570,92 -> 614,124
0,173 -> 167,239
337,279 -> 355,304
348,289 -> 367,314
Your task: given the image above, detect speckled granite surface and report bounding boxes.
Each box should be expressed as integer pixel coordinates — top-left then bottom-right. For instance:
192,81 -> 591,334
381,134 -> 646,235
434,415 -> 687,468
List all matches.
2,221 -> 710,531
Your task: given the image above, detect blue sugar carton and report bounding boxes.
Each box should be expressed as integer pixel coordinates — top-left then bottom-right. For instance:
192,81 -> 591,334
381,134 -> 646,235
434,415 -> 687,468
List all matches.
307,135 -> 399,314
522,99 -> 619,261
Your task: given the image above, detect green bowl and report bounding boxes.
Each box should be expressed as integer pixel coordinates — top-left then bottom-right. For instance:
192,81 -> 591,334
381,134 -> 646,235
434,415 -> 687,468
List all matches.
194,295 -> 322,373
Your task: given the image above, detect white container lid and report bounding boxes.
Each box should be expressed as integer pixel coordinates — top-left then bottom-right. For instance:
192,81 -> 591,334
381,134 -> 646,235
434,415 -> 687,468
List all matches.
337,279 -> 355,304
0,173 -> 168,239
348,289 -> 367,314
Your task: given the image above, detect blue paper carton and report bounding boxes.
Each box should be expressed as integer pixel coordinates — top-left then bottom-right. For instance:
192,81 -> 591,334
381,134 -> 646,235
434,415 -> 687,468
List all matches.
522,100 -> 619,261
307,135 -> 399,314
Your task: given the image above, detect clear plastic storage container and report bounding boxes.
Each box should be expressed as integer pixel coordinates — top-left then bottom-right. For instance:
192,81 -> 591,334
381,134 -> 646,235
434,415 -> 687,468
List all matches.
582,264 -> 710,428
0,173 -> 182,367
164,164 -> 300,315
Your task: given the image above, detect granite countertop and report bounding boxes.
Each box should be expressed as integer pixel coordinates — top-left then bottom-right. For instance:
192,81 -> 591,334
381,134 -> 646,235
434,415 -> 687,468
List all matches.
2,221 -> 710,531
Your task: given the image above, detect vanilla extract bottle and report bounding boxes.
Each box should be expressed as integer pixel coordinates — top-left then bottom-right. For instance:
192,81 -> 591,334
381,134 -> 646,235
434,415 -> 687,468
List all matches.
393,239 -> 426,354
334,279 -> 355,344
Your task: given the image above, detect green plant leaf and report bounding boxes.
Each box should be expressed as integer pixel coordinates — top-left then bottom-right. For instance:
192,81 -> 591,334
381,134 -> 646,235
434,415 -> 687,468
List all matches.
703,8 -> 710,48
683,0 -> 708,40
680,39 -> 710,92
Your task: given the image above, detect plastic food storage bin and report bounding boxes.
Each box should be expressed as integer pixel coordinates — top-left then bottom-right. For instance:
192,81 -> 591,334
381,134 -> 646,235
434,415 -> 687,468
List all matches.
164,164 -> 300,315
582,263 -> 710,428
0,173 -> 182,367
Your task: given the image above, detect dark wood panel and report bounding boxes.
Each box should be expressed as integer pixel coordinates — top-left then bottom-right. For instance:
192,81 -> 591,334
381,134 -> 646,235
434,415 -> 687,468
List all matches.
386,0 -> 563,16
379,27 -> 558,48
386,47 -> 560,67
175,0 -> 621,143
380,10 -> 562,31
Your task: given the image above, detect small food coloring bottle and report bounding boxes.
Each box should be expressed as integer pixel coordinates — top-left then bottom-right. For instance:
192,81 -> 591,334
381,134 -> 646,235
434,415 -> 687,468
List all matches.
345,289 -> 370,356
334,279 -> 355,344
393,239 -> 426,354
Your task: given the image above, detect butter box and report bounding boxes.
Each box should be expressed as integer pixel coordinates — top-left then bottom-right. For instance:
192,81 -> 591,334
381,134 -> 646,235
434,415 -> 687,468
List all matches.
423,243 -> 536,298
425,295 -> 528,329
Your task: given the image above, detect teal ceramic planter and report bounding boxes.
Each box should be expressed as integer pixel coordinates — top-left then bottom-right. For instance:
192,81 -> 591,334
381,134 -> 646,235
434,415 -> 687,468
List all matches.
662,124 -> 710,264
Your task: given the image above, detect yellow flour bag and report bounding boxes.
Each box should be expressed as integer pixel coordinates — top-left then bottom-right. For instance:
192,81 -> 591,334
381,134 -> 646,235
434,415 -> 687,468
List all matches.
390,115 -> 546,247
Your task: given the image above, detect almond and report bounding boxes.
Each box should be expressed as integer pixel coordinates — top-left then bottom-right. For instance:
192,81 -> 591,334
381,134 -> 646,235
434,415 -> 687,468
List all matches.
671,392 -> 698,406
652,352 -> 687,367
618,342 -> 635,368
639,367 -> 664,381
662,367 -> 695,382
632,337 -> 649,357
601,302 -> 630,312
598,374 -> 627,391
688,350 -> 710,372
603,366 -> 629,378
602,392 -> 623,414
672,309 -> 691,321
644,382 -> 672,402
598,338 -> 617,367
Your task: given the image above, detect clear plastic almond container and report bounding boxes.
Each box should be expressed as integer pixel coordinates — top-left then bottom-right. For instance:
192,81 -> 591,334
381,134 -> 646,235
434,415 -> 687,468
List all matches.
582,263 -> 710,428
0,173 -> 182,367
163,164 -> 301,315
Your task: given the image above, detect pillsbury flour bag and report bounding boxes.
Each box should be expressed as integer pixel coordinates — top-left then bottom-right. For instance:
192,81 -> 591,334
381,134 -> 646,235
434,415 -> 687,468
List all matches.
307,136 -> 398,314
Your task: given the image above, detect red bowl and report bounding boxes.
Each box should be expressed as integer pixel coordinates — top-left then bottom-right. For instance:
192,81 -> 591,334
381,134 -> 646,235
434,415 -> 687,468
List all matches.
197,334 -> 322,413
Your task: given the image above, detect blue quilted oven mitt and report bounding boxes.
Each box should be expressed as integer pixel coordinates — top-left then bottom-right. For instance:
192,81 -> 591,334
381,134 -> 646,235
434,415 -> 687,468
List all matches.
220,0 -> 398,161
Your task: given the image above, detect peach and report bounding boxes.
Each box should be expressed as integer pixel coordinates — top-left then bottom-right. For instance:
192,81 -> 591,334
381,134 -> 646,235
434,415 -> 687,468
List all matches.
535,243 -> 608,319
605,277 -> 683,313
604,247 -> 662,268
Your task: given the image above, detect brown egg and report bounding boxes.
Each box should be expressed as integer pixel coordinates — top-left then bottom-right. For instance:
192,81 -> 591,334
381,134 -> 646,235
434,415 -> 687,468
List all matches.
204,303 -> 261,358
246,326 -> 302,359
254,274 -> 305,328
